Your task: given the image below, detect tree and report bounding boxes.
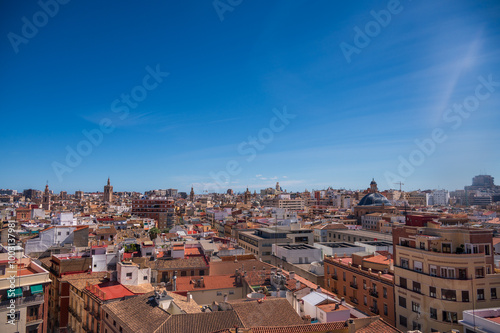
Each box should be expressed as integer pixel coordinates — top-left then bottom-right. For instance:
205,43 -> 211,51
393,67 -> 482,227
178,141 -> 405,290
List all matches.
149,227 -> 160,241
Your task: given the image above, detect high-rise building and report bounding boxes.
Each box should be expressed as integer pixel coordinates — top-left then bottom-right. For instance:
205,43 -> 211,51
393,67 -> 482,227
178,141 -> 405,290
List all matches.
103,177 -> 113,203
74,190 -> 84,200
465,174 -> 500,192
393,223 -> 500,332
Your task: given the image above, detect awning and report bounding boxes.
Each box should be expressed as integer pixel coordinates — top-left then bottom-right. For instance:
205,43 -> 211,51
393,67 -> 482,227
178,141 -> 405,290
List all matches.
8,287 -> 22,298
30,284 -> 44,295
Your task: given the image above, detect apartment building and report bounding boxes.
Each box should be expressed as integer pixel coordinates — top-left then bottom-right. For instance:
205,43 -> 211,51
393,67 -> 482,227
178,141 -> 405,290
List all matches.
131,198 -> 175,230
0,253 -> 50,333
323,252 -> 395,326
326,229 -> 392,244
393,223 -> 500,332
237,226 -> 313,263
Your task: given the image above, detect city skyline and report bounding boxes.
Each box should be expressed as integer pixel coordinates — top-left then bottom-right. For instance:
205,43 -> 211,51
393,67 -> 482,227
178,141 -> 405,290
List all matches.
1,1 -> 500,193
4,173 -> 499,194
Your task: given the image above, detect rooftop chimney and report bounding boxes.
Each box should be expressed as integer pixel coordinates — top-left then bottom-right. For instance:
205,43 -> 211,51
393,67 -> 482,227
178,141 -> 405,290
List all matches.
289,271 -> 295,280
187,292 -> 192,303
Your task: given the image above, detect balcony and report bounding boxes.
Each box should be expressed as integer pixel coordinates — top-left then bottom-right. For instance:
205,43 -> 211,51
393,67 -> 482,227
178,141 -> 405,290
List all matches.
0,294 -> 45,309
370,306 -> 379,315
350,282 -> 358,289
369,289 -> 379,298
332,274 -> 338,281
68,307 -> 82,323
349,297 -> 358,304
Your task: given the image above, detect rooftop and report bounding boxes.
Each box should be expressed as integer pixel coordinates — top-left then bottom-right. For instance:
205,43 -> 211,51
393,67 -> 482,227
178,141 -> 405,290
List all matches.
86,281 -> 135,300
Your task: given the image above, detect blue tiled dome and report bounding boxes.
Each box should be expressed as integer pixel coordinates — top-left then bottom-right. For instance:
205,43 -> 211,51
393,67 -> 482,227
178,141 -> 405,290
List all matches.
358,192 -> 391,206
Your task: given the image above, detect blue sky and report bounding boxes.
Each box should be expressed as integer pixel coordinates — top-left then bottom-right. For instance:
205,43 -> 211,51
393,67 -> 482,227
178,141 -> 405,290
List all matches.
1,0 -> 499,193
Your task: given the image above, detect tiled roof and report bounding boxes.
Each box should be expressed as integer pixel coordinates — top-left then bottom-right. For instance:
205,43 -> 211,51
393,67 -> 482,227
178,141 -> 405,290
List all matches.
156,310 -> 243,333
154,256 -> 209,270
355,318 -> 402,333
249,321 -> 348,333
63,272 -> 109,290
102,293 -> 170,333
229,298 -> 305,327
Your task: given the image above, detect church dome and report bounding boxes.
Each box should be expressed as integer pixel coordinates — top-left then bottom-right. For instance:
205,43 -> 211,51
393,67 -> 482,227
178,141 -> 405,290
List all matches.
358,192 -> 391,206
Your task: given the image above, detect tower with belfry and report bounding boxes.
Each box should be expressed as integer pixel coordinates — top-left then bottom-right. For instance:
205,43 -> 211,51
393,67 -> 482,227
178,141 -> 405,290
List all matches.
103,177 -> 113,203
42,184 -> 51,210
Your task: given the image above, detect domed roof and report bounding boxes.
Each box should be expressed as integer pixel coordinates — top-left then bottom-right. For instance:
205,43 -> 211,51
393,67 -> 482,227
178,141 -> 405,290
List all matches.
358,192 -> 391,206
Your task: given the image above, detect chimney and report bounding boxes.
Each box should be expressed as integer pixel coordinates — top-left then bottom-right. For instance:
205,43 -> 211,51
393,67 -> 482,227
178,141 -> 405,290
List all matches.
200,276 -> 205,288
316,285 -> 321,292
340,297 -> 345,304
224,294 -> 228,303
296,280 -> 301,290
187,292 -> 192,303
173,273 -> 177,292
289,271 -> 295,280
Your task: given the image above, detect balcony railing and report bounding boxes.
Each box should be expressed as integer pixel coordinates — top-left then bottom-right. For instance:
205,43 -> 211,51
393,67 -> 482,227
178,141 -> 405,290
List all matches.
349,297 -> 358,304
0,294 -> 45,309
369,289 -> 379,298
68,307 -> 82,322
370,306 -> 379,315
350,282 -> 358,289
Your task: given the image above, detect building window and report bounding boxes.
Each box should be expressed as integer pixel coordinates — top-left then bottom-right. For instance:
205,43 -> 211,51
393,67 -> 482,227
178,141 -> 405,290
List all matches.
442,243 -> 451,253
430,307 -> 437,319
343,286 -> 346,295
363,280 -> 366,290
419,242 -> 425,249
462,290 -> 469,302
363,295 -> 367,306
429,286 -> 436,298
442,311 -> 457,323
216,291 -> 222,296
229,291 -> 234,295
383,303 -> 388,316
440,267 -> 455,279
458,268 -> 467,280
399,296 -> 406,308
113,320 -> 116,327
343,272 -> 346,281
413,260 -> 423,272
7,310 -> 20,322
401,258 -> 409,269
485,245 -> 490,255
476,267 -> 485,278
441,289 -> 456,301
383,287 -> 387,298
143,276 -> 148,280
126,273 -> 132,279
399,315 -> 407,327
411,301 -> 420,313
412,321 -> 421,331
477,289 -> 485,300
400,277 -> 407,289
413,281 -> 421,293
429,265 -> 437,276
200,270 -> 205,276
491,288 -> 497,299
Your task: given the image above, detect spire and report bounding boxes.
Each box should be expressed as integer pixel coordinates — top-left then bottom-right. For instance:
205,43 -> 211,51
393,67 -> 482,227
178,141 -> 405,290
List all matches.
107,177 -> 110,186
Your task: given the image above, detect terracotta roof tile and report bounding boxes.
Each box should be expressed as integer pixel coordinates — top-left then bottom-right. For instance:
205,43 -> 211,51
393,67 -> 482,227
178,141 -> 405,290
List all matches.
156,310 -> 243,333
229,298 -> 305,327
